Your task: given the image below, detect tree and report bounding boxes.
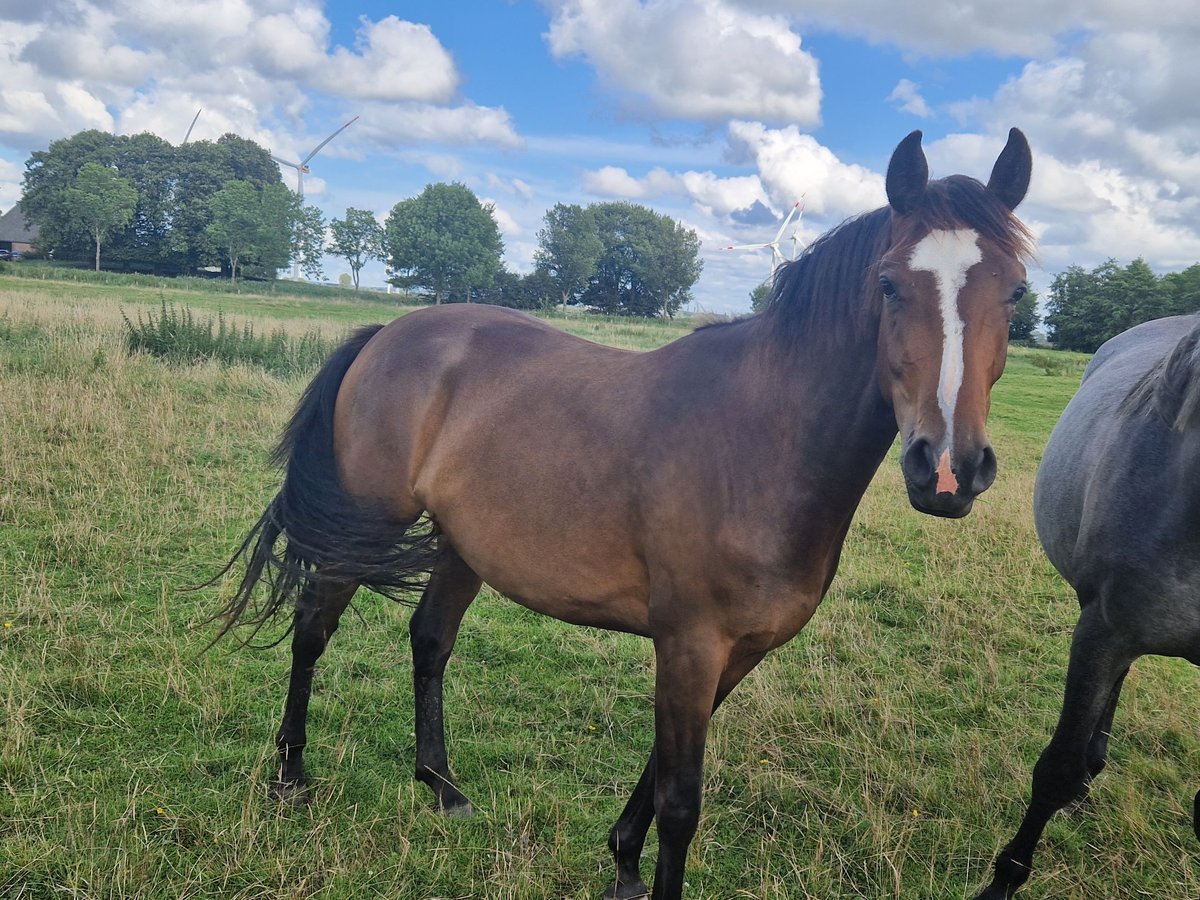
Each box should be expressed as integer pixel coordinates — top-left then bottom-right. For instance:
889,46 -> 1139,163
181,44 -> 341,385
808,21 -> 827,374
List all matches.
1045,258 -> 1175,352
1045,263 -> 1110,352
106,132 -> 177,271
22,128 -> 285,274
582,202 -> 702,317
206,180 -> 293,283
384,183 -> 503,304
1008,288 -> 1041,342
1162,264 -> 1200,317
749,280 -> 772,313
66,163 -> 138,271
473,268 -> 557,309
329,208 -> 383,290
290,201 -> 327,282
535,203 -> 602,312
22,130 -> 120,258
174,135 -> 286,275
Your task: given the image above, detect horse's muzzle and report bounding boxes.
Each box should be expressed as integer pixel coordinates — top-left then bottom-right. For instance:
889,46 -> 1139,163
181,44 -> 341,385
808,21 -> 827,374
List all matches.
901,437 -> 997,518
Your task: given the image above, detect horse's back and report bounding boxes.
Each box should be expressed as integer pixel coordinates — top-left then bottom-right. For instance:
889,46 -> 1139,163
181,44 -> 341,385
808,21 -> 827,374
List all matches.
1035,315 -> 1200,624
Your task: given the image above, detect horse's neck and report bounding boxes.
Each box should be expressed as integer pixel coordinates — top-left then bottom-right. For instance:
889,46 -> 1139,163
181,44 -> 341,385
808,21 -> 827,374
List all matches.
751,318 -> 896,460
673,317 -> 898,513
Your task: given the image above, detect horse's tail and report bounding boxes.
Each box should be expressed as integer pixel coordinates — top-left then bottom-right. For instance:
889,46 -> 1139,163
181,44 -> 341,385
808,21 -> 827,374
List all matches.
209,323 -> 440,646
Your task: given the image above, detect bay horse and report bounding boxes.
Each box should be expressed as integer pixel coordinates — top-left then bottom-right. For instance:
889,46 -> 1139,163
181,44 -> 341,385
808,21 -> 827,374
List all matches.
976,313 -> 1200,899
217,128 -> 1033,899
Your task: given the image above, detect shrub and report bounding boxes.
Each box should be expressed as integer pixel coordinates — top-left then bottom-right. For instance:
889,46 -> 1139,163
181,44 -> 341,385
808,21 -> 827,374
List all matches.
123,300 -> 333,377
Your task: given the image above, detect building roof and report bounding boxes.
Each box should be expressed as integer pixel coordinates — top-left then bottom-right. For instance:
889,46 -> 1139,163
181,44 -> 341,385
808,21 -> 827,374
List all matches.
0,202 -> 39,243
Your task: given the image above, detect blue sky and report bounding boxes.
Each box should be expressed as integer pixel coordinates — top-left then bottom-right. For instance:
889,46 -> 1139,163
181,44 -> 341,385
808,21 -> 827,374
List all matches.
1,1 -> 1197,313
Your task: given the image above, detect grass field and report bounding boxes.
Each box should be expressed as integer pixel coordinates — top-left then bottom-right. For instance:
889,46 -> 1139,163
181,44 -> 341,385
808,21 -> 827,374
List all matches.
2,274 -> 1198,899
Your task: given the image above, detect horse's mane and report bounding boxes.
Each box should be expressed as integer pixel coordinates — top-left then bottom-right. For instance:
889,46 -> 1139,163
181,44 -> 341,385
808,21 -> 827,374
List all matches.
760,175 -> 1035,348
1120,314 -> 1200,431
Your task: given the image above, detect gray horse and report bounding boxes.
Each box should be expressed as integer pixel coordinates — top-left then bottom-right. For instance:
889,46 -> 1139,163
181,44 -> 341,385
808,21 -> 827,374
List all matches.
976,313 -> 1200,899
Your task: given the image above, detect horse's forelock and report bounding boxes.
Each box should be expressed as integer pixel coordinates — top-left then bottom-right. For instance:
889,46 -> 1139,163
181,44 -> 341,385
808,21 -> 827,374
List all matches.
913,176 -> 1036,263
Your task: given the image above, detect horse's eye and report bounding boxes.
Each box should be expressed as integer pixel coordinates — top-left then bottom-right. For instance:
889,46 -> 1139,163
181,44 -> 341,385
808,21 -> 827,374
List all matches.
1009,284 -> 1027,304
879,277 -> 898,300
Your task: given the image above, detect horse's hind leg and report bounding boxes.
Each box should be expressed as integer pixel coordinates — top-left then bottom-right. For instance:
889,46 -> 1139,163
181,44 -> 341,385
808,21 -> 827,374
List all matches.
605,750 -> 657,899
975,603 -> 1133,900
272,576 -> 358,805
410,545 -> 481,814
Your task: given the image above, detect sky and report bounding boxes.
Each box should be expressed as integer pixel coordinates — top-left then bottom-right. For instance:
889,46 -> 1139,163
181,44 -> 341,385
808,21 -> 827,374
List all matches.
1,0 -> 1198,314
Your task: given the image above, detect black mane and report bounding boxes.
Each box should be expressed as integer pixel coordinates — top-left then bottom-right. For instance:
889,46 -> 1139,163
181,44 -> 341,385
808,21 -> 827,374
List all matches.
1121,314 -> 1200,431
760,175 -> 1035,348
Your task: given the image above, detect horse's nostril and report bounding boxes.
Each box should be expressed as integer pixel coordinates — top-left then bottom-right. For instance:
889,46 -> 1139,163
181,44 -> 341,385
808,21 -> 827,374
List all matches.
902,438 -> 937,488
973,445 -> 998,494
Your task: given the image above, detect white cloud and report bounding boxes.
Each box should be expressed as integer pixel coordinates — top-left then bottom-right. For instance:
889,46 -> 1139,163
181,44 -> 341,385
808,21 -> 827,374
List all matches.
0,3 -> 516,155
887,79 -> 931,118
483,197 -> 522,238
358,103 -> 521,150
727,121 -> 884,218
327,16 -> 459,103
582,164 -> 769,219
486,174 -> 536,200
544,0 -> 821,125
0,155 -> 22,211
936,17 -> 1200,278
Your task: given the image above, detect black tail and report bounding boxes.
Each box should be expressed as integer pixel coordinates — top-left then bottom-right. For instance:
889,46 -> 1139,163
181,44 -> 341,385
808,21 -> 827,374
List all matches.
209,323 -> 440,646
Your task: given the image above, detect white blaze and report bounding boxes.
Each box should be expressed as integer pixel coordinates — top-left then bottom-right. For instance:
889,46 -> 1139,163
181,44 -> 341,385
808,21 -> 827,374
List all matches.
908,228 -> 982,445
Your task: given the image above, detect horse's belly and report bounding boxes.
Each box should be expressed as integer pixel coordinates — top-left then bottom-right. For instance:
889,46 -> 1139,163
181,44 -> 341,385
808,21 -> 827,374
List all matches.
435,508 -> 653,635
473,559 -> 652,636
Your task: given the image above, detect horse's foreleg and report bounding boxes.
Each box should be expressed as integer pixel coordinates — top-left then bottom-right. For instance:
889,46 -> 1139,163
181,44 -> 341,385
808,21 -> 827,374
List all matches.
606,649 -> 766,900
410,547 -> 481,815
1083,668 -> 1127,787
272,578 -> 358,805
975,605 -> 1133,900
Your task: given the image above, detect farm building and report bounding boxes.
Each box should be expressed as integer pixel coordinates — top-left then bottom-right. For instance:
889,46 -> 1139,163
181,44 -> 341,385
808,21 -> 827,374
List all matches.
0,202 -> 38,257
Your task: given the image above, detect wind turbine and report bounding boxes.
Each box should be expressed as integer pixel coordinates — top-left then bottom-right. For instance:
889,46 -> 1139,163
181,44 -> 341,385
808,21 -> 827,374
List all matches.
722,199 -> 804,284
270,115 -> 360,202
785,195 -> 807,262
182,108 -> 202,144
271,115 -> 359,278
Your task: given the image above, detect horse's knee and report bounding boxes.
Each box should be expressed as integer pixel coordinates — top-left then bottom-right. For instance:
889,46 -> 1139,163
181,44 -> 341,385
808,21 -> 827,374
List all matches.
655,776 -> 703,843
1031,742 -> 1089,810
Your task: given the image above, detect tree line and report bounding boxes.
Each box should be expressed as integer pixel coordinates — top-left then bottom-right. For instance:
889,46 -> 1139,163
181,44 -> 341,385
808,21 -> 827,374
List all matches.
17,130 -> 703,317
1044,257 -> 1200,352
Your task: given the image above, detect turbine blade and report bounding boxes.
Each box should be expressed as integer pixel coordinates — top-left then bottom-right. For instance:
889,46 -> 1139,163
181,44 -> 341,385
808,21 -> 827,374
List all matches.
182,108 -> 202,145
723,243 -> 771,251
271,154 -> 302,169
301,114 -> 360,166
772,201 -> 802,243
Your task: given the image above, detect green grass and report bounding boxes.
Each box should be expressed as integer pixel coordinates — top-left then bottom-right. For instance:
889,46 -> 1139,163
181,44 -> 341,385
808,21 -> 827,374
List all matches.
2,274 -> 1198,899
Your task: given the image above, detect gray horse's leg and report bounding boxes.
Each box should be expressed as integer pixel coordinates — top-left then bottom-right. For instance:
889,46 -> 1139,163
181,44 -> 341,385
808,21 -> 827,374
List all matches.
410,545 -> 481,814
1083,669 -> 1127,785
975,603 -> 1134,899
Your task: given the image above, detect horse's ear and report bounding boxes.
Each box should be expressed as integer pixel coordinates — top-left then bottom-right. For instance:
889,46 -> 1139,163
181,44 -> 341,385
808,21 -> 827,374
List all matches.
886,130 -> 928,215
987,127 -> 1032,211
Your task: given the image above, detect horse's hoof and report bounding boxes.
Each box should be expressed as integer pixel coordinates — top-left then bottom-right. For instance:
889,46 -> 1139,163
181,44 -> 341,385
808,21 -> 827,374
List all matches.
440,799 -> 474,818
269,779 -> 311,807
603,880 -> 649,900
